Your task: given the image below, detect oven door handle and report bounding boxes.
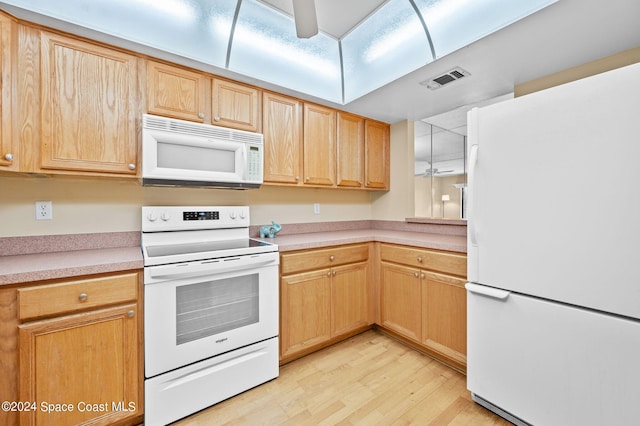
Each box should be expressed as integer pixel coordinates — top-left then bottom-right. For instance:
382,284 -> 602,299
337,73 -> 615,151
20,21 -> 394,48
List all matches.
147,256 -> 277,280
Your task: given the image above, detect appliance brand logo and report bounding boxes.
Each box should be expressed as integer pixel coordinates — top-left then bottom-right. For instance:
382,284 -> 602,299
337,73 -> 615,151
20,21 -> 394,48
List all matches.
215,337 -> 228,344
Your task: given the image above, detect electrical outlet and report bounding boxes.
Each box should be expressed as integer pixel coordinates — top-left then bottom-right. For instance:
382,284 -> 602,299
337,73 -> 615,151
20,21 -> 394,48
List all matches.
313,203 -> 320,214
35,201 -> 53,220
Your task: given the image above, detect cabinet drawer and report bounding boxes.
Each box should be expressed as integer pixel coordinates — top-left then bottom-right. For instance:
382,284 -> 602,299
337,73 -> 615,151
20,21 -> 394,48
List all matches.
380,244 -> 466,277
281,244 -> 369,275
18,272 -> 139,321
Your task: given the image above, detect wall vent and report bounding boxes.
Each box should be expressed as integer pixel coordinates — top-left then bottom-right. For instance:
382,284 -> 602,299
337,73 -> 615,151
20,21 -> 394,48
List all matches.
420,67 -> 471,90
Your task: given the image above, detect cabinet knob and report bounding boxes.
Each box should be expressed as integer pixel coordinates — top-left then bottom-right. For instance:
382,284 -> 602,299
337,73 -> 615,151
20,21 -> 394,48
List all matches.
329,255 -> 335,262
214,116 -> 220,122
127,310 -> 135,318
420,273 -> 426,279
78,293 -> 88,302
4,153 -> 13,161
295,176 -> 300,181
327,271 -> 332,277
413,272 -> 419,278
305,177 -> 310,182
417,257 -> 423,263
332,271 -> 337,276
128,163 -> 136,170
198,112 -> 205,119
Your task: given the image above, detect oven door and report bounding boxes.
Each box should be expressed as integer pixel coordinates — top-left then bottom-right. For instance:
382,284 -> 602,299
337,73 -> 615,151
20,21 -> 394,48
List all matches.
144,251 -> 278,378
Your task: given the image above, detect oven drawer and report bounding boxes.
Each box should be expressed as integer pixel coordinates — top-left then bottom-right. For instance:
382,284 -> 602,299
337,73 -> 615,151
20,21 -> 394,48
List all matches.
380,244 -> 466,277
280,243 -> 369,275
18,272 -> 139,321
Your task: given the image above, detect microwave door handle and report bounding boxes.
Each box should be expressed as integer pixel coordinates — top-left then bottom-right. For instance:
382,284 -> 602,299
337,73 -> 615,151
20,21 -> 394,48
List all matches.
149,257 -> 276,280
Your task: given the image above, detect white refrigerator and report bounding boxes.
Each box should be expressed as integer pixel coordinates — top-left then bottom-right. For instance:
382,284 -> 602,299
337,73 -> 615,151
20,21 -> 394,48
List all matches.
466,62 -> 640,425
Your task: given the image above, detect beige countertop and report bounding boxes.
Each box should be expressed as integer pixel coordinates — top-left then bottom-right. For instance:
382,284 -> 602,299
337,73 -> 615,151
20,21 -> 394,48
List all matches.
265,229 -> 467,253
0,232 -> 143,286
0,246 -> 143,286
0,223 -> 466,286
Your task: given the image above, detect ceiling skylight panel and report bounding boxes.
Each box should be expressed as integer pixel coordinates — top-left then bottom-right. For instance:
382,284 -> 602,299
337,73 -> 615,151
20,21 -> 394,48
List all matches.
229,0 -> 342,103
413,0 -> 558,59
0,0 -> 236,68
342,0 -> 432,103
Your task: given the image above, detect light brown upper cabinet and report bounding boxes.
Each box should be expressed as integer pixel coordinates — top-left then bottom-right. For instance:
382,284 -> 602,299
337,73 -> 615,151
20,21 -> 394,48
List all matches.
147,60 -> 209,123
212,78 -> 260,132
303,103 -> 336,186
262,91 -> 303,184
364,119 -> 390,189
39,31 -> 138,176
0,14 -> 14,170
336,112 -> 365,188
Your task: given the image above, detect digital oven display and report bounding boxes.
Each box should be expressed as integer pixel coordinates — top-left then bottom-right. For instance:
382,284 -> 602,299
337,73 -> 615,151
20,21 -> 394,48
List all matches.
183,211 -> 220,221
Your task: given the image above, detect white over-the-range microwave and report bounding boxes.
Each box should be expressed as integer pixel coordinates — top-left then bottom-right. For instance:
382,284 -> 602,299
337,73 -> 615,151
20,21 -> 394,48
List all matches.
141,114 -> 264,188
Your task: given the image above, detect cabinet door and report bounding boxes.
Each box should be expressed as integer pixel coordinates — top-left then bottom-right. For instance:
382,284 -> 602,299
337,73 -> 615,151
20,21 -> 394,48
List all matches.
40,32 -> 138,175
421,271 -> 467,365
147,60 -> 208,122
336,112 -> 364,188
0,15 -> 14,170
212,78 -> 260,132
303,103 -> 335,186
19,304 -> 140,426
364,119 -> 390,189
332,262 -> 369,336
379,261 -> 421,341
262,92 -> 303,184
280,269 -> 331,359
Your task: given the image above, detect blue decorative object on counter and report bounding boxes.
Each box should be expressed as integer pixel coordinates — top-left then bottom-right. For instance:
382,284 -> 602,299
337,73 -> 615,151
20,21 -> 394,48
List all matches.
259,221 -> 282,238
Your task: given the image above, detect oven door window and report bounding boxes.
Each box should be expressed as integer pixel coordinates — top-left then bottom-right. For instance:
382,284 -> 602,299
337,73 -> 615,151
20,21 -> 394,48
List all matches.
176,273 -> 259,345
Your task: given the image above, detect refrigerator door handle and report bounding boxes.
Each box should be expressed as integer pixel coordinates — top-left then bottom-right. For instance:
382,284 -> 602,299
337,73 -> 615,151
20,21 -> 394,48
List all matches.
468,144 -> 479,246
465,282 -> 510,301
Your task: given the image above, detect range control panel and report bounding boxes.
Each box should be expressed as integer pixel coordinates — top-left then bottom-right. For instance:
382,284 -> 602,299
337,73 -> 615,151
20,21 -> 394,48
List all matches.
183,211 -> 220,221
142,206 -> 249,232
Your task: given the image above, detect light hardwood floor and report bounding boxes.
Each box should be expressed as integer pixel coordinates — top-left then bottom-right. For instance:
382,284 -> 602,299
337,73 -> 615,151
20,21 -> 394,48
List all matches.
174,330 -> 511,425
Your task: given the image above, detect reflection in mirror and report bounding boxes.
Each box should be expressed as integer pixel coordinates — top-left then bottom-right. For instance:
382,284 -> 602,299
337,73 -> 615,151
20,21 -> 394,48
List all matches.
414,122 -> 466,219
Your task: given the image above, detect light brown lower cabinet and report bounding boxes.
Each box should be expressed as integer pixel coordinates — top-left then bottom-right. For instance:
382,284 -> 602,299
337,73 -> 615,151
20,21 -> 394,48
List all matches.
279,244 -> 371,364
379,244 -> 467,372
279,242 -> 467,371
0,271 -> 143,426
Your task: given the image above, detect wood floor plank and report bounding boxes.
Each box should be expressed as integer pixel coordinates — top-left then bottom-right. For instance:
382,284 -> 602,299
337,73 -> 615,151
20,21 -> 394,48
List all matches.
173,330 -> 510,425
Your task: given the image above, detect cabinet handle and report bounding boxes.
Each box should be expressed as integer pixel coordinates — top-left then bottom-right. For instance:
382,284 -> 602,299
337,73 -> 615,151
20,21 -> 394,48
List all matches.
214,116 -> 220,122
78,293 -> 88,302
295,176 -> 300,181
128,163 -> 136,170
305,177 -> 310,182
329,255 -> 335,262
127,310 -> 135,318
417,257 -> 423,263
4,153 -> 13,161
198,112 -> 205,119
327,271 -> 332,277
420,273 -> 425,279
413,272 -> 419,278
332,271 -> 337,276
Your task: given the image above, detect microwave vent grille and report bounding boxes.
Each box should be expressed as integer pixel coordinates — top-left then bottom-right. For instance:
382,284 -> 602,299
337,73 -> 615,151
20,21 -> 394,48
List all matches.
143,114 -> 263,144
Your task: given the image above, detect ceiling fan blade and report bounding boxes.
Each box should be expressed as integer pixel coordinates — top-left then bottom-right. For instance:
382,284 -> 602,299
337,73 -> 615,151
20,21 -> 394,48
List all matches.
292,0 -> 318,38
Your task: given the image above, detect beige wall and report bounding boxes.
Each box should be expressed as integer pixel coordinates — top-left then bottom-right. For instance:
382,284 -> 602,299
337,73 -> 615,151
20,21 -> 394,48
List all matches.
371,120 -> 415,221
0,176 -> 376,237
